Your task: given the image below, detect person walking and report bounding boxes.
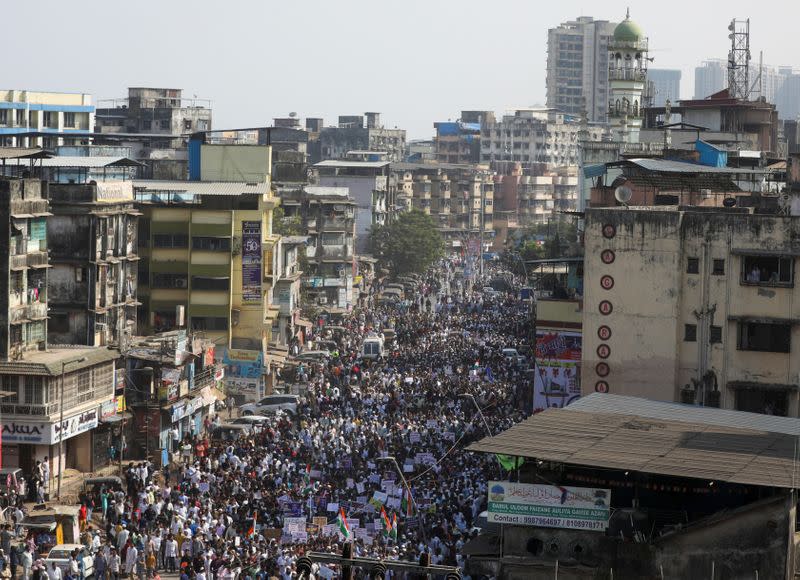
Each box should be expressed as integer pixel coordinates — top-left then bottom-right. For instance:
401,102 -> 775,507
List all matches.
107,549 -> 120,580
20,545 -> 32,580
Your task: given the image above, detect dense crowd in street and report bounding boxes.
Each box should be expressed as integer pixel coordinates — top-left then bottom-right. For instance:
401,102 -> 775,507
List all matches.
1,258 -> 533,580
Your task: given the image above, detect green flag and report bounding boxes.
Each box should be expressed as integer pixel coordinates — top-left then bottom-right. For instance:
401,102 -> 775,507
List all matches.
496,454 -> 524,471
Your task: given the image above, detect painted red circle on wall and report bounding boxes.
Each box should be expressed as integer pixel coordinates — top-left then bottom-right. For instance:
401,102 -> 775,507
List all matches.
595,381 -> 609,393
599,300 -> 613,315
595,362 -> 610,377
602,224 -> 616,239
601,249 -> 616,264
598,325 -> 612,341
600,275 -> 615,290
597,344 -> 611,359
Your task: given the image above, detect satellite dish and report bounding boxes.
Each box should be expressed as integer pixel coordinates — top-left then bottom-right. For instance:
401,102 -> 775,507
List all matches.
614,185 -> 633,205
289,112 -> 297,118
722,197 -> 737,208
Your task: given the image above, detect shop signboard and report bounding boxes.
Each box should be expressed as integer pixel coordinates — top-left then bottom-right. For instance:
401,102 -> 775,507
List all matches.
3,408 -> 100,445
1,420 -> 50,444
52,408 -> 98,444
174,330 -> 188,366
100,399 -> 118,421
487,481 -> 610,531
242,221 -> 262,304
533,330 -> 582,413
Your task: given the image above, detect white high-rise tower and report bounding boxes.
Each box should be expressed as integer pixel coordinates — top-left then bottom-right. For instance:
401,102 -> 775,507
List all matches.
607,9 -> 649,143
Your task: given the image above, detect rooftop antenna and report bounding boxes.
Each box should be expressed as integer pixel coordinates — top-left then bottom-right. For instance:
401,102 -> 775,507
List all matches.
727,18 -> 751,101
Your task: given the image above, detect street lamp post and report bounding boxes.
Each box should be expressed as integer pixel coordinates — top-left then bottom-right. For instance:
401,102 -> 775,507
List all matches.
377,456 -> 428,546
57,356 -> 87,501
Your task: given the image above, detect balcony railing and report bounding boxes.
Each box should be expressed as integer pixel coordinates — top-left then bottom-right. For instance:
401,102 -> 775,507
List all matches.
10,302 -> 47,323
11,199 -> 49,216
1,402 -> 60,418
608,68 -> 647,82
191,366 -> 219,392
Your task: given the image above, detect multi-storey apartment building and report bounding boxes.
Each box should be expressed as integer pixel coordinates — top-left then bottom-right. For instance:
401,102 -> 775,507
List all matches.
318,113 -> 406,163
134,178 -> 278,402
278,186 -> 356,311
95,87 -> 212,179
0,90 -> 95,148
583,199 -> 800,417
481,108 -> 604,168
546,17 -> 617,122
314,156 -> 392,252
47,181 -> 139,348
0,177 -> 118,475
1,178 -> 50,359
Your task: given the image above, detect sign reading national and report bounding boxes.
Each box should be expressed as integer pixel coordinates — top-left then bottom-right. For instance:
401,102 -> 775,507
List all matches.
487,481 -> 610,531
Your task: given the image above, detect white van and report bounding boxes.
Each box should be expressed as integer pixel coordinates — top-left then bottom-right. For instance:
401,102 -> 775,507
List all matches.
361,333 -> 385,360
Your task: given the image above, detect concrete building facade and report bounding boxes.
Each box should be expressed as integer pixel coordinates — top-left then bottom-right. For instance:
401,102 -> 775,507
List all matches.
546,17 -> 617,123
583,206 -> 800,417
1,178 -> 50,359
314,158 -> 392,252
481,109 -> 604,168
47,181 -> 139,349
318,113 -> 406,163
134,179 -> 279,402
95,87 -> 212,179
0,90 -> 94,148
278,186 -> 356,311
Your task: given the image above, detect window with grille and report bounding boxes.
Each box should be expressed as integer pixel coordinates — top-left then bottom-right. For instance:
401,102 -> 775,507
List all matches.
93,364 -> 113,398
76,370 -> 93,403
24,376 -> 43,405
2,375 -> 18,403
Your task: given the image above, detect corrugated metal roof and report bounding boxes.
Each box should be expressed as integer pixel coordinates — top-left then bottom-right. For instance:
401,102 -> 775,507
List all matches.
0,147 -> 53,160
304,186 -> 349,197
0,347 -> 118,376
626,158 -> 760,175
133,180 -> 269,196
570,393 -> 800,436
467,396 -> 800,489
315,160 -> 389,169
33,156 -> 143,168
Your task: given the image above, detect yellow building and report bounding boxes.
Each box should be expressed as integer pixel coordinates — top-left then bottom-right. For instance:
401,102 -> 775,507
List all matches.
583,206 -> 800,417
134,174 -> 280,401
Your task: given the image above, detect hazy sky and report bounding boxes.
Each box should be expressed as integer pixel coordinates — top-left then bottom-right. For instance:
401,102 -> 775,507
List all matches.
5,0 -> 798,138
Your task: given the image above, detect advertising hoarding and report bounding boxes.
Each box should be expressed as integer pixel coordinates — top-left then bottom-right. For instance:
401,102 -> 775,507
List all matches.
487,481 -> 610,531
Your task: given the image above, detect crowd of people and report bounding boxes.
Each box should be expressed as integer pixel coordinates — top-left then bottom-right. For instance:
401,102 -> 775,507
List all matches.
2,258 -> 533,580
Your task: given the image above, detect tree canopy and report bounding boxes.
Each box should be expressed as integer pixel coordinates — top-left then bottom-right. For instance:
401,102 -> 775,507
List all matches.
369,210 -> 444,276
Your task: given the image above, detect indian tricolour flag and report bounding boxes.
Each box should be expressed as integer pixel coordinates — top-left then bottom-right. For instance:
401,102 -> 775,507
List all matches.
380,506 -> 392,537
401,488 -> 416,517
302,464 -> 313,495
336,507 -> 351,540
390,513 -> 398,541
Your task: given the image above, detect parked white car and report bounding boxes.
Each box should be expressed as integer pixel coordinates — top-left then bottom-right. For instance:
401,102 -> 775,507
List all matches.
240,394 -> 300,416
46,544 -> 94,578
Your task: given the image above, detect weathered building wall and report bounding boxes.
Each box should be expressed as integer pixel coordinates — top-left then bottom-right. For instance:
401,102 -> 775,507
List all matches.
584,207 -> 800,414
583,209 -> 684,401
655,494 -> 794,580
47,214 -> 91,259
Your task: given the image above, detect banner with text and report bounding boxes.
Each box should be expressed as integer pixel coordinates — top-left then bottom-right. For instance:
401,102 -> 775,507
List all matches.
487,481 -> 610,531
